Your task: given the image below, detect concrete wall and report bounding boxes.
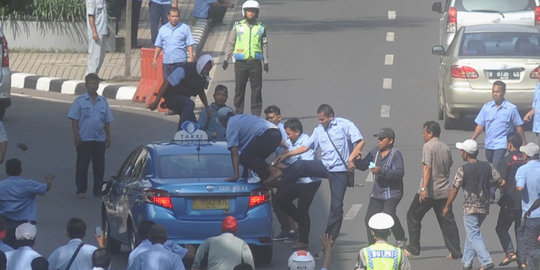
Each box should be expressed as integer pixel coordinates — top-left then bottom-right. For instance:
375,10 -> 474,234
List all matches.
0,20 -> 116,52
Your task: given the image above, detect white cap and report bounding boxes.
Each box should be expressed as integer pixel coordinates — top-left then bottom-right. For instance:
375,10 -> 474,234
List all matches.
196,54 -> 214,75
15,223 -> 37,240
288,250 -> 315,270
456,139 -> 478,154
520,142 -> 540,157
368,213 -> 394,230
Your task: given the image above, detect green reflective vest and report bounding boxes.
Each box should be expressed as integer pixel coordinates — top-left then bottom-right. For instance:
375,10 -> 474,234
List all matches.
233,19 -> 265,60
362,242 -> 402,270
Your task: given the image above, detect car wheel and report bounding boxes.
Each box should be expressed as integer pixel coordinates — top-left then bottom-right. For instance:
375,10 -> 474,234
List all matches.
443,112 -> 459,130
252,244 -> 272,266
102,208 -> 121,253
127,219 -> 138,252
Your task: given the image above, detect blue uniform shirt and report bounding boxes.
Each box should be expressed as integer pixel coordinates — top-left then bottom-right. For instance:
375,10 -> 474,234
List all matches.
128,239 -> 187,269
48,238 -> 97,270
516,160 -> 540,218
0,241 -> 13,252
226,114 -> 276,152
287,133 -> 321,184
5,246 -> 41,270
86,0 -> 108,37
0,176 -> 48,221
533,83 -> 540,133
273,122 -> 288,156
303,117 -> 363,172
198,104 -> 229,141
128,243 -> 185,270
67,93 -> 114,142
475,100 -> 523,150
154,23 -> 195,64
192,0 -> 218,19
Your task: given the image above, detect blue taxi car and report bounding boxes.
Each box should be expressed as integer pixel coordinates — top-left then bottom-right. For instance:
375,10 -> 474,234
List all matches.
101,122 -> 273,264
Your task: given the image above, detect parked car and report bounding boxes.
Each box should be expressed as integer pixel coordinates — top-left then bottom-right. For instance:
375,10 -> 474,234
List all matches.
101,122 -> 273,265
432,24 -> 540,129
0,28 -> 11,119
432,0 -> 540,48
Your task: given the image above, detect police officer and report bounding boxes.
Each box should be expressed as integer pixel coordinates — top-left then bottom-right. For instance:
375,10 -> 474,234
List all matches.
222,0 -> 268,116
355,213 -> 411,270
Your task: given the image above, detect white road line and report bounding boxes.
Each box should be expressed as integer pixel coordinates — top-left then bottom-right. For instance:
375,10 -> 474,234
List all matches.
383,78 -> 392,89
344,204 -> 363,220
386,32 -> 395,42
384,54 -> 394,65
388,10 -> 397,20
381,105 -> 391,118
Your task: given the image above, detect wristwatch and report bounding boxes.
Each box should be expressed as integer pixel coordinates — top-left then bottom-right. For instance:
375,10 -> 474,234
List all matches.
420,187 -> 426,192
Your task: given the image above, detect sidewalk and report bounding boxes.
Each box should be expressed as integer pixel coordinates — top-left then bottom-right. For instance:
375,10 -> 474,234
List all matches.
9,0 -> 209,100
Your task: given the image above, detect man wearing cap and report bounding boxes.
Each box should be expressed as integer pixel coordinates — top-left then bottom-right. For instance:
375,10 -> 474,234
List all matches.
47,218 -> 98,270
218,108 -> 282,182
356,127 -> 407,247
0,218 -> 12,252
0,159 -> 54,248
192,216 -> 255,270
515,142 -> 540,269
198,85 -> 232,141
149,54 -> 214,131
404,121 -> 461,259
355,213 -> 411,270
5,223 -> 41,270
443,139 -> 504,270
128,224 -> 186,270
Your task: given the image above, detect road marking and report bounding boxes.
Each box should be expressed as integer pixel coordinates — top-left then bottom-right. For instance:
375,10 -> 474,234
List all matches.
388,10 -> 397,20
386,32 -> 395,42
383,78 -> 392,89
344,204 -> 363,220
384,54 -> 394,65
381,105 -> 391,118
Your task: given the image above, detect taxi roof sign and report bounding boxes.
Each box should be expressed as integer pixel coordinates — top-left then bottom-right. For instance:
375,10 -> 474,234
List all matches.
174,121 -> 209,141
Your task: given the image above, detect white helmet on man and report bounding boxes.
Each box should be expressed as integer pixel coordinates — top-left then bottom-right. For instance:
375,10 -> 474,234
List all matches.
288,250 -> 315,270
242,0 -> 260,18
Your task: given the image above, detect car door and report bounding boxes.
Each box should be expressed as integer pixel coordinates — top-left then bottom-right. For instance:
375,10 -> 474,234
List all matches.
125,147 -> 149,227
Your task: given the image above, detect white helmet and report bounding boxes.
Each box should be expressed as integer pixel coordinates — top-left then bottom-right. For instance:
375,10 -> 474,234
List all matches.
242,0 -> 260,18
288,250 -> 315,270
368,213 -> 394,230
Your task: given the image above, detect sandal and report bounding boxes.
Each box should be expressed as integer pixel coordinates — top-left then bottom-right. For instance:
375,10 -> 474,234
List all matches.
478,263 -> 495,270
498,253 -> 517,266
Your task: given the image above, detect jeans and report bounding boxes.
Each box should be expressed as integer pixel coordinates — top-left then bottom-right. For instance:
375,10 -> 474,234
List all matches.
485,148 -> 506,199
76,141 -> 106,194
495,207 -> 524,262
164,94 -> 196,131
275,181 -> 321,243
239,129 -> 281,180
406,194 -> 461,257
365,197 -> 406,245
234,60 -> 263,116
149,2 -> 170,44
523,217 -> 540,270
462,213 -> 492,267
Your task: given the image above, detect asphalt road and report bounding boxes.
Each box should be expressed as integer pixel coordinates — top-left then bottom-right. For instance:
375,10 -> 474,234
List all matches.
7,0 -> 537,269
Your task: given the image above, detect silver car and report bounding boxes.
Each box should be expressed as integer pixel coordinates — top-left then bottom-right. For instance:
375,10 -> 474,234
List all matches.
432,24 -> 540,129
0,27 -> 11,119
432,0 -> 539,48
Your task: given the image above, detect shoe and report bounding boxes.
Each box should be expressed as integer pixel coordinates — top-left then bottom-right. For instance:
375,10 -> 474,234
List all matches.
478,263 -> 494,270
285,233 -> 298,243
272,231 -> 289,241
403,249 -> 418,257
447,253 -> 462,260
499,253 -> 517,266
395,238 -> 407,248
76,193 -> 86,199
462,265 -> 472,270
292,241 -> 309,250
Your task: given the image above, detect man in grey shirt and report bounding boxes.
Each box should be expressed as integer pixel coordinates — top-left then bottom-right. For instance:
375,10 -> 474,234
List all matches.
404,121 -> 462,259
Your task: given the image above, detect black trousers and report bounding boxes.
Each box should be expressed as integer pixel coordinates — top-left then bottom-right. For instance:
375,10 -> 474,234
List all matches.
208,5 -> 227,25
131,0 -> 142,45
365,196 -> 406,245
239,129 -> 281,180
495,207 -> 524,262
406,194 -> 462,257
272,191 -> 291,233
76,141 -> 106,194
275,181 -> 321,243
164,94 -> 196,131
234,60 -> 263,116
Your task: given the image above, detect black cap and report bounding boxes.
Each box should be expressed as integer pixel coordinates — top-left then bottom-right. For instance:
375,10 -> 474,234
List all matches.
373,127 -> 395,139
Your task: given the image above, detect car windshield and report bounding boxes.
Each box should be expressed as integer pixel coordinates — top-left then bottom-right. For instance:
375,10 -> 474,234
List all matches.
159,154 -> 234,178
460,0 -> 532,12
459,32 -> 540,57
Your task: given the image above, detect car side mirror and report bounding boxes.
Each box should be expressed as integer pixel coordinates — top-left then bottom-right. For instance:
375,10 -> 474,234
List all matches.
432,2 -> 443,13
432,45 -> 445,55
102,180 -> 113,194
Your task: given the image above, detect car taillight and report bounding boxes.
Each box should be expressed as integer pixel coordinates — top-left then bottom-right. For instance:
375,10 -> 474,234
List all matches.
535,6 -> 540,25
145,188 -> 173,209
451,65 -> 478,79
531,67 -> 540,79
447,7 -> 457,32
248,188 -> 271,208
1,37 -> 8,67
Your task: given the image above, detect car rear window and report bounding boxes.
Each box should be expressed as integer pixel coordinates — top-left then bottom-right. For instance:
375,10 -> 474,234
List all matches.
458,0 -> 534,12
459,32 -> 540,57
159,154 -> 234,178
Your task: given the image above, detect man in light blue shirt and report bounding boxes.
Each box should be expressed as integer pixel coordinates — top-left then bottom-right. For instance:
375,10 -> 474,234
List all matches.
128,224 -> 185,270
0,159 -> 53,248
48,218 -> 98,270
524,79 -> 540,145
198,85 -> 230,141
515,143 -> 540,268
192,0 -> 234,26
149,0 -> 178,44
5,223 -> 41,270
276,104 -> 364,240
86,0 -> 108,75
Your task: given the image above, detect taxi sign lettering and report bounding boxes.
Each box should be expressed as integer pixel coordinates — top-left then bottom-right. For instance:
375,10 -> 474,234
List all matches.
174,121 -> 209,141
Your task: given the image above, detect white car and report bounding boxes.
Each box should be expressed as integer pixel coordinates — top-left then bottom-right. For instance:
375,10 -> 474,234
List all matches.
432,0 -> 540,48
0,27 -> 11,119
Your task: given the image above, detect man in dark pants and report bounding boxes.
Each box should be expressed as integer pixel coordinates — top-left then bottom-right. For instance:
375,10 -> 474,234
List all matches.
218,107 -> 282,182
222,0 -> 268,116
149,54 -> 213,131
67,73 -> 113,198
404,121 -> 462,259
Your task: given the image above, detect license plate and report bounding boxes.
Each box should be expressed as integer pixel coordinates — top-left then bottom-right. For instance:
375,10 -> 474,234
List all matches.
487,70 -> 520,80
193,198 -> 229,210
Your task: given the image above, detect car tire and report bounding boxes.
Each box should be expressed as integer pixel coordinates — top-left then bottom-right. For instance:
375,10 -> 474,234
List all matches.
444,113 -> 459,130
437,90 -> 444,121
102,208 -> 121,253
252,244 -> 272,266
